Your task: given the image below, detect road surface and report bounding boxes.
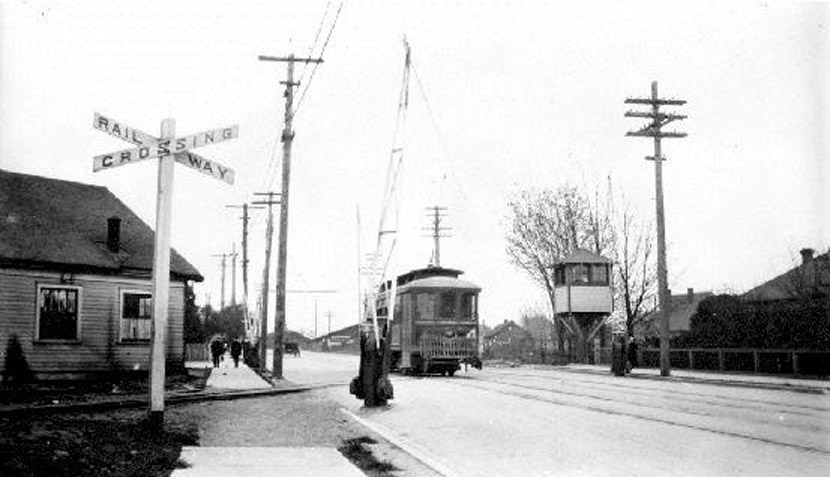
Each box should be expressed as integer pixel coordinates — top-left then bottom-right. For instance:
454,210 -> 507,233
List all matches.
279,351 -> 830,476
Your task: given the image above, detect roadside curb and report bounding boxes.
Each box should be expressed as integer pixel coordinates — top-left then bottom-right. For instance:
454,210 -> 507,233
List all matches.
0,385 -> 313,417
555,366 -> 830,394
340,408 -> 455,477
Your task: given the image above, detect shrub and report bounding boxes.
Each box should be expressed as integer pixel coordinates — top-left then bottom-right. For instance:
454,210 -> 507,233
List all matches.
3,334 -> 34,385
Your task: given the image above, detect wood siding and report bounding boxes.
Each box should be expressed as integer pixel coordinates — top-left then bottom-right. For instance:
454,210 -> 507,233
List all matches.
0,269 -> 185,377
554,286 -> 613,314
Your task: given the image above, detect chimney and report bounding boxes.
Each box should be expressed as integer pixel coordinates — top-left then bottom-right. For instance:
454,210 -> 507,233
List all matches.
107,216 -> 121,252
687,288 -> 694,304
800,248 -> 814,265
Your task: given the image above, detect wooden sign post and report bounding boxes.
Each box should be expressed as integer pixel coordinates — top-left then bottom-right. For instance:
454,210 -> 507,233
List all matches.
93,113 -> 238,426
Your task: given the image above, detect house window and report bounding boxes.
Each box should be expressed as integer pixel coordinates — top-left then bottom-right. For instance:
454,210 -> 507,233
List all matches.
591,264 -> 609,285
121,291 -> 153,342
439,292 -> 456,319
37,285 -> 82,341
554,266 -> 566,286
570,264 -> 590,284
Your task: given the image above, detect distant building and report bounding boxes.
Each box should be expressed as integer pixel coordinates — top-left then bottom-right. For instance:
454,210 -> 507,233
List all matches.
743,248 -> 829,303
642,288 -> 714,336
0,170 -> 203,379
484,320 -> 533,360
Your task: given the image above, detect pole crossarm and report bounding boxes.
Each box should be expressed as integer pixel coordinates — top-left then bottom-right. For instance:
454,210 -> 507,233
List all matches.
624,98 -> 687,106
624,81 -> 687,378
626,130 -> 688,138
258,55 -> 325,64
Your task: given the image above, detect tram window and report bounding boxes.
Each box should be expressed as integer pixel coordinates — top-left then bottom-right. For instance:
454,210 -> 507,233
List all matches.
415,293 -> 435,320
460,293 -> 474,320
439,292 -> 456,319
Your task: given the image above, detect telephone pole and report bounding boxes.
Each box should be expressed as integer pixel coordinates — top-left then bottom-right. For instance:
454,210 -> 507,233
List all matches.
285,289 -> 337,338
259,53 -> 324,379
227,203 -> 265,340
211,253 -> 229,309
230,243 -> 239,307
625,81 -> 687,377
423,206 -> 451,267
253,192 -> 281,370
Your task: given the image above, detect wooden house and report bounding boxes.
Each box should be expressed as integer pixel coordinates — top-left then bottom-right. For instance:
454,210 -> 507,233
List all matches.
0,170 -> 203,380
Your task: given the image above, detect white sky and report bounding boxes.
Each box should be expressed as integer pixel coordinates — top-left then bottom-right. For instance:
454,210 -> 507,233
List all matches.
1,0 -> 828,336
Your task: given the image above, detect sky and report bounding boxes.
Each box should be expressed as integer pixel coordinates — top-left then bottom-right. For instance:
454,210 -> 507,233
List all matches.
1,0 -> 828,337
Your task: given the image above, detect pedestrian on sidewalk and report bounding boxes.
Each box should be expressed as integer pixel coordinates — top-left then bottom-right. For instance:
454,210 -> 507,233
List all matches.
626,336 -> 639,373
230,338 -> 242,368
210,338 -> 225,368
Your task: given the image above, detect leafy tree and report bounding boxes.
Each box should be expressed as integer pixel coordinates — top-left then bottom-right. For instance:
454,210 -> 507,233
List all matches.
202,304 -> 245,339
183,281 -> 204,344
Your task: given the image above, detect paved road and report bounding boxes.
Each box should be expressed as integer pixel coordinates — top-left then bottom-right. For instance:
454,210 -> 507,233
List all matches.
286,351 -> 830,476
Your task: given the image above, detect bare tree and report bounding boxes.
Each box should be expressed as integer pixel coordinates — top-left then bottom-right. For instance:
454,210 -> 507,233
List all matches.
611,205 -> 657,340
505,185 -> 614,359
506,183 -> 657,361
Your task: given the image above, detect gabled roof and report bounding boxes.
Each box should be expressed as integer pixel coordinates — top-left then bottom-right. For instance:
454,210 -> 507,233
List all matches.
742,251 -> 830,302
557,249 -> 612,265
642,290 -> 714,333
485,320 -> 531,339
0,169 -> 202,281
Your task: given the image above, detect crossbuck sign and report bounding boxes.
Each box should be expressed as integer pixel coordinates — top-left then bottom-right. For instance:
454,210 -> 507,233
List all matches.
92,113 -> 238,424
93,113 -> 237,185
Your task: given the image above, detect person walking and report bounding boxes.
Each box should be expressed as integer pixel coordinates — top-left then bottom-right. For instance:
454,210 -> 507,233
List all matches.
230,338 -> 242,368
210,338 -> 225,368
626,336 -> 639,373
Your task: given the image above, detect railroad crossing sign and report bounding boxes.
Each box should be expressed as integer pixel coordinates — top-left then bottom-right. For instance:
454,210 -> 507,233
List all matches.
93,113 -> 237,185
92,113 -> 239,425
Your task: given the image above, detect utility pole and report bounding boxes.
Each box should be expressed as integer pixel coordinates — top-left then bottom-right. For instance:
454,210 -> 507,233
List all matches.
285,290 -> 337,339
259,53 -> 324,379
326,310 -> 334,338
226,203 -> 265,340
253,192 -> 281,371
211,253 -> 229,309
230,243 -> 239,307
625,81 -> 687,377
423,206 -> 450,267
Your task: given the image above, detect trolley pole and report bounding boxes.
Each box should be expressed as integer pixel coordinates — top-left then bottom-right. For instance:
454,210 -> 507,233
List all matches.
625,81 -> 687,377
259,53 -> 324,379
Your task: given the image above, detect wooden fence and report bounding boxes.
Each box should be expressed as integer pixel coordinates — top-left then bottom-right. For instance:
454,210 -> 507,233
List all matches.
640,348 -> 830,375
184,343 -> 210,362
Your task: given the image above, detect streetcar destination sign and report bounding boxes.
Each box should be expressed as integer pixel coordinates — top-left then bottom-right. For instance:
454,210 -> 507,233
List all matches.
92,112 -> 237,184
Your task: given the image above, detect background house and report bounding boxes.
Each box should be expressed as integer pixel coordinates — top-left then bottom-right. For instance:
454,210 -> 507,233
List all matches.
641,288 -> 714,338
743,248 -> 829,303
0,170 -> 203,380
484,320 -> 533,361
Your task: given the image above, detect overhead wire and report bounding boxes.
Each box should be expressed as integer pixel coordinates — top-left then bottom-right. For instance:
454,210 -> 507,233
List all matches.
293,1 -> 344,118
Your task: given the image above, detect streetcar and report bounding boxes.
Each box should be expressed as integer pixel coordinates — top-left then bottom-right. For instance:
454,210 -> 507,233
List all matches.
373,266 -> 482,376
